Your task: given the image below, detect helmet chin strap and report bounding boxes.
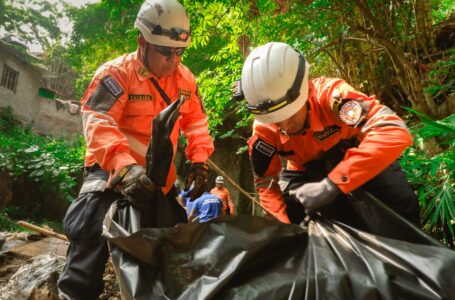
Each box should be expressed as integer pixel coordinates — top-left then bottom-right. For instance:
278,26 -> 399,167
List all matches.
279,126 -> 306,137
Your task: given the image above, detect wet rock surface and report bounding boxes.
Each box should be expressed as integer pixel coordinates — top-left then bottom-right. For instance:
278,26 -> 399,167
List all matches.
0,232 -> 120,299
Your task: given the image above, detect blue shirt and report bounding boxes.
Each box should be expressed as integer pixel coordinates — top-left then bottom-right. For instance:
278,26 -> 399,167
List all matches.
179,190 -> 193,216
191,192 -> 222,223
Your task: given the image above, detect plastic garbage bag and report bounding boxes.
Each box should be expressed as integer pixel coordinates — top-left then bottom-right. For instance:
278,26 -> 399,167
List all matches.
103,96 -> 455,299
103,204 -> 455,300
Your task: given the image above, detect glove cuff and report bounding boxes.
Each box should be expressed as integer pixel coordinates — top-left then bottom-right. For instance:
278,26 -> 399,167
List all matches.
324,177 -> 341,195
111,165 -> 134,189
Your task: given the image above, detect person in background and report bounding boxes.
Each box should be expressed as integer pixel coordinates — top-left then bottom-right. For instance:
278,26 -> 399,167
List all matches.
178,186 -> 195,217
57,1 -> 214,299
188,189 -> 223,223
235,42 -> 419,226
210,176 -> 235,216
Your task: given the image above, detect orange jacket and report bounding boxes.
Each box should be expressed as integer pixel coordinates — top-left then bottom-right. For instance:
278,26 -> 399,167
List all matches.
210,186 -> 235,215
248,77 -> 412,223
81,51 -> 214,194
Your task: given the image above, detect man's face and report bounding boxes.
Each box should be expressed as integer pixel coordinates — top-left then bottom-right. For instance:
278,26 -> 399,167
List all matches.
138,36 -> 183,78
216,183 -> 223,188
275,104 -> 308,135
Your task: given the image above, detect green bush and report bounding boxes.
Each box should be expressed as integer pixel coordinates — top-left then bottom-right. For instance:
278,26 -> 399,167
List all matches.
0,107 -> 85,201
0,211 -> 22,232
400,109 -> 455,247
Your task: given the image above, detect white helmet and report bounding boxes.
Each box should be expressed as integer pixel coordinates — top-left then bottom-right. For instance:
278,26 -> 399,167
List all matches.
241,42 -> 310,124
135,0 -> 191,48
215,176 -> 224,184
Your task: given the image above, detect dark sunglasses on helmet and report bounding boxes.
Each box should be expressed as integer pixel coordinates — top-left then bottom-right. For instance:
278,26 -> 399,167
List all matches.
233,53 -> 306,115
152,45 -> 186,57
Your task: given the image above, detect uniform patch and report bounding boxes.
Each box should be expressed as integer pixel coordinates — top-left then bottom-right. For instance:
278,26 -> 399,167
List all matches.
340,101 -> 363,126
330,96 -> 344,116
128,94 -> 153,101
137,67 -> 151,78
313,125 -> 341,142
101,75 -> 124,98
178,89 -> 191,101
251,139 -> 276,177
255,140 -> 275,157
86,75 -> 123,113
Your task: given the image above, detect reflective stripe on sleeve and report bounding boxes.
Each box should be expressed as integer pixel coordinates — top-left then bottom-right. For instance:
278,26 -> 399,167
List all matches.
361,106 -> 408,133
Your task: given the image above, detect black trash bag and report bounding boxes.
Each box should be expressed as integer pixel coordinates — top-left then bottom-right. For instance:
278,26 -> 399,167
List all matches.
279,169 -> 436,245
104,103 -> 455,299
146,98 -> 182,187
103,207 -> 455,300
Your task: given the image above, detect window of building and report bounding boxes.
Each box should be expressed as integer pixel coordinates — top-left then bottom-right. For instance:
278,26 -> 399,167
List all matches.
1,64 -> 19,93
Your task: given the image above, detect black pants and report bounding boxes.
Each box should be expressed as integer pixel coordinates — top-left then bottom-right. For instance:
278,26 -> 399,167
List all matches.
57,166 -> 186,299
281,161 -> 420,227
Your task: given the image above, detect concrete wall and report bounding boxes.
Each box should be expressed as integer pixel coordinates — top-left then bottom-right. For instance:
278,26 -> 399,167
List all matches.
0,51 -> 41,124
0,49 -> 82,139
33,98 -> 82,139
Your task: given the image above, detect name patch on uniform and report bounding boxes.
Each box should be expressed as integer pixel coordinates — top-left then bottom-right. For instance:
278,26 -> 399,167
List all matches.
178,89 -> 191,101
255,140 -> 275,157
313,125 -> 341,142
340,101 -> 363,126
128,94 -> 153,101
101,75 -> 124,98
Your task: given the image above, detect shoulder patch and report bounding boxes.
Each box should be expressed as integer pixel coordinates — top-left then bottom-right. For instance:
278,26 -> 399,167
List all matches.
86,75 -> 124,113
137,67 -> 151,78
101,75 -> 124,98
251,139 -> 276,177
339,101 -> 364,126
330,89 -> 343,116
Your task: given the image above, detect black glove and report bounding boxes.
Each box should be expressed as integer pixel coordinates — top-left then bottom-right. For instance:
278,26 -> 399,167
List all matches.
289,177 -> 340,213
112,165 -> 155,211
184,162 -> 209,200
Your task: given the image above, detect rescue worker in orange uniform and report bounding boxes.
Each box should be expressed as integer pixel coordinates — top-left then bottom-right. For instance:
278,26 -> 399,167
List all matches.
210,176 -> 235,216
235,42 -> 419,226
57,1 -> 214,299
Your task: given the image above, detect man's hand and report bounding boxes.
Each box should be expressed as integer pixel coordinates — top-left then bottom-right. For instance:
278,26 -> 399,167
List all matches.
112,165 -> 155,211
289,178 -> 340,213
184,162 -> 209,199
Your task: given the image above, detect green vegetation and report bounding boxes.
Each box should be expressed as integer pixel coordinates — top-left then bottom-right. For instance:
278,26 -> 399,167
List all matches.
0,108 -> 85,201
0,108 -> 85,231
1,1 -> 453,245
400,110 -> 455,247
